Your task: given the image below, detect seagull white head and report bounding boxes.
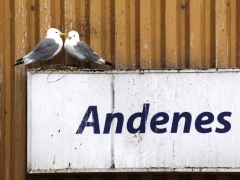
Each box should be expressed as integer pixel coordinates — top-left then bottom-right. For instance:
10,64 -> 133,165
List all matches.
67,31 -> 80,41
46,28 -> 66,38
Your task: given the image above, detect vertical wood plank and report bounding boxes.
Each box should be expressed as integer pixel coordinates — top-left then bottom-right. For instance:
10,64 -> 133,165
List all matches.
190,0 -> 203,68
64,175 -> 77,180
0,0 -> 13,179
230,0 -> 237,67
140,0 -> 154,68
4,0 -> 14,180
216,0 -> 231,68
29,0 -> 37,63
13,0 -> 28,179
204,0 -> 211,68
165,0 -> 180,68
89,0 -> 104,69
50,0 -> 62,29
77,0 -> 90,44
179,0 -> 187,68
116,174 -> 128,180
150,0 -> 156,68
210,0 -> 216,68
28,0 -> 41,68
167,174 -> 179,180
190,175 -> 203,180
128,0 -> 139,69
237,0 -> 240,67
38,0 -> 51,37
216,174 -> 229,180
185,0 -> 191,68
160,0 -> 166,68
115,0 -> 130,69
151,174 -> 168,180
0,1 -> 6,179
104,0 -> 114,68
154,0 -> 161,68
228,175 -> 240,180
64,0 -> 76,35
89,175 -> 103,180
178,174 -> 191,180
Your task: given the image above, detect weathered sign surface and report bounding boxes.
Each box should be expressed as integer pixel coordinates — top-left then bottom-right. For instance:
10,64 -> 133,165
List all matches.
27,69 -> 240,173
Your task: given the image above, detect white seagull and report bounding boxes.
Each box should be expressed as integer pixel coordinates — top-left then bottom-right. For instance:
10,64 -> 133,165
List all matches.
14,28 -> 66,66
64,31 -> 113,67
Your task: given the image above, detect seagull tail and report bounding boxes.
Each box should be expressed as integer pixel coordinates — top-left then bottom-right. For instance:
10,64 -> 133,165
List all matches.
13,58 -> 24,67
105,61 -> 113,66
97,58 -> 113,66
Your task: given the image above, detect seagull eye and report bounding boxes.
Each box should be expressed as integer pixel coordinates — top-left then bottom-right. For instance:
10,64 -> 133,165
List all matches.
73,35 -> 76,37
55,31 -> 58,33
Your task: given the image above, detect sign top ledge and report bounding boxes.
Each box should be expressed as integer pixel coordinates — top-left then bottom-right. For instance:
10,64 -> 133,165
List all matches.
27,68 -> 240,75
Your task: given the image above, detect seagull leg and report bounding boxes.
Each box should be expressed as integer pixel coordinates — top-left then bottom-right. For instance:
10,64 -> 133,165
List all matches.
78,61 -> 81,69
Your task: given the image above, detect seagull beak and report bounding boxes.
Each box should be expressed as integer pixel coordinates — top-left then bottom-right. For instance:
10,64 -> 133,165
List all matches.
59,33 -> 66,36
67,36 -> 72,40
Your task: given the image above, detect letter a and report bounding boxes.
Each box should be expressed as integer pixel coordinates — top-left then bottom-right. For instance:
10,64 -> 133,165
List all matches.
76,106 -> 100,134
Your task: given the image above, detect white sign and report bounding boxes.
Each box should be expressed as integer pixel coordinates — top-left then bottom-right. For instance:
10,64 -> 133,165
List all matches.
27,69 -> 240,173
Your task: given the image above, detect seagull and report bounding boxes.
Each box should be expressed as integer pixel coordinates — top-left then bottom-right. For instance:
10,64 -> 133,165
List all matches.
64,31 -> 113,67
14,28 -> 66,66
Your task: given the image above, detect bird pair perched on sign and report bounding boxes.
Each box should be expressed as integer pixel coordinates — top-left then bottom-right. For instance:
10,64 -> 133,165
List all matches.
14,28 -> 112,67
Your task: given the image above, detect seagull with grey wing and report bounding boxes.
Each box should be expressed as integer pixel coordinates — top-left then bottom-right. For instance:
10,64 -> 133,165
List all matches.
14,28 -> 66,66
64,31 -> 113,67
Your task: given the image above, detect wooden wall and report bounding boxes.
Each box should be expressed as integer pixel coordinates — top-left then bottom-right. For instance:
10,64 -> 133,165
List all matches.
0,0 -> 240,180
